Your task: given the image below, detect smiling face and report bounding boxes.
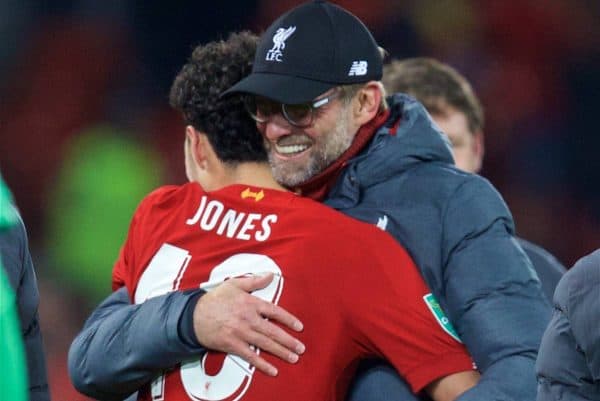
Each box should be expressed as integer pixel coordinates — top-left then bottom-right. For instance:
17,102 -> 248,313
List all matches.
256,90 -> 358,187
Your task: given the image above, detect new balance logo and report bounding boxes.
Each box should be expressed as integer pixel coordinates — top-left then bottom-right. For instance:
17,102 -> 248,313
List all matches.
348,61 -> 368,76
376,215 -> 388,231
266,26 -> 296,62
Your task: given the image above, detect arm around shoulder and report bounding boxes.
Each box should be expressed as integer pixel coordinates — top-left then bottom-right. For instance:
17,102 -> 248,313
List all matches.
68,287 -> 205,400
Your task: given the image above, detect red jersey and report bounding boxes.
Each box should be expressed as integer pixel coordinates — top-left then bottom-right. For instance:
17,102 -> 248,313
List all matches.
112,183 -> 474,401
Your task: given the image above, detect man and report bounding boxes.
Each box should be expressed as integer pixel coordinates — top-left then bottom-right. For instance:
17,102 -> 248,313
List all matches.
71,2 -> 550,400
381,57 -> 566,301
224,2 -> 550,400
536,249 -> 600,401
0,174 -> 51,401
0,176 -> 29,401
347,56 -> 569,401
70,31 -> 480,401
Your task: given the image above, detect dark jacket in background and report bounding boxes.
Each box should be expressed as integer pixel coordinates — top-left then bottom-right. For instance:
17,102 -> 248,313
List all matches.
518,238 -> 566,301
1,207 -> 51,401
536,248 -> 600,401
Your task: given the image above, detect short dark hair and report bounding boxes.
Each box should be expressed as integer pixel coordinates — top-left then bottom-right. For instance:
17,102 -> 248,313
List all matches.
383,58 -> 484,133
169,31 -> 267,164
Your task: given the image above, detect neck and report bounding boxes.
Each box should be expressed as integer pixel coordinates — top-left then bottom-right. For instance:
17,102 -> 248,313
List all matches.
203,162 -> 287,192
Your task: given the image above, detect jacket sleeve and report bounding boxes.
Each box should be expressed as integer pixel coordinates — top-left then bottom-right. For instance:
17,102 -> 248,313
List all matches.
0,213 -> 51,401
441,177 -> 552,401
68,287 -> 206,400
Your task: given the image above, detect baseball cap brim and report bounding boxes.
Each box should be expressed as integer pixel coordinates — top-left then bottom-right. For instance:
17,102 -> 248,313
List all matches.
222,72 -> 336,104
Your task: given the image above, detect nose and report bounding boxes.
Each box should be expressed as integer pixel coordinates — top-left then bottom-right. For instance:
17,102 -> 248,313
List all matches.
261,113 -> 294,141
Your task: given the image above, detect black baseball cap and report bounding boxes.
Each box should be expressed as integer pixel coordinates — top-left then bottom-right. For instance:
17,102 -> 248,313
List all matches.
223,0 -> 383,104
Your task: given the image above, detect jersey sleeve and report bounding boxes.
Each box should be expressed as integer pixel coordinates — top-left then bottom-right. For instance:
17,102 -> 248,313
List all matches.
346,230 -> 475,393
112,208 -> 141,293
112,186 -> 178,294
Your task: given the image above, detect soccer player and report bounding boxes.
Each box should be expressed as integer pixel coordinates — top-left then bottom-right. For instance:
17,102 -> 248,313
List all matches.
71,31 -> 478,401
71,2 -> 551,401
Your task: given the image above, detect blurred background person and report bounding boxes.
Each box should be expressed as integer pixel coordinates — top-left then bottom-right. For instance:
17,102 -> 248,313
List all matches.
536,249 -> 600,401
0,1 -> 598,398
382,57 -> 566,301
0,176 -> 28,401
0,174 -> 48,401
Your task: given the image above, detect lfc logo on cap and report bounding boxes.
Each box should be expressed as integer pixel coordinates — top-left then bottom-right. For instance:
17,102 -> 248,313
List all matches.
266,26 -> 296,62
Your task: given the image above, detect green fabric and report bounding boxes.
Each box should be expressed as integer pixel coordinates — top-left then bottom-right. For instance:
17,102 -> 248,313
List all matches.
46,125 -> 164,303
0,175 -> 18,229
0,176 -> 27,401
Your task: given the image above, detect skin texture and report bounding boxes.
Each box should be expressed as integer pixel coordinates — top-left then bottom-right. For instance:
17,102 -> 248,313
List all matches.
431,107 -> 484,174
192,273 -> 305,377
258,83 -> 381,187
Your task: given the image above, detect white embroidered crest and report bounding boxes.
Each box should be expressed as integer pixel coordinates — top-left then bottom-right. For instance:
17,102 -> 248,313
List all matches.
348,61 -> 368,76
266,26 -> 297,62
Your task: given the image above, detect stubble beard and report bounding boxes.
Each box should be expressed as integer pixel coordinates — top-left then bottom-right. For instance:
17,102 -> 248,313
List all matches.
268,105 -> 354,188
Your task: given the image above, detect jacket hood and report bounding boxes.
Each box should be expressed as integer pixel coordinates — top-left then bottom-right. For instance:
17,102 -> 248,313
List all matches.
351,93 -> 454,188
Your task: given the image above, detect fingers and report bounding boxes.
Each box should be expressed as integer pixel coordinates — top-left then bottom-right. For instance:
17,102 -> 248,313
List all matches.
228,338 -> 279,377
229,274 -> 305,332
232,273 -> 274,292
247,318 -> 304,361
193,275 -> 306,375
258,301 -> 304,332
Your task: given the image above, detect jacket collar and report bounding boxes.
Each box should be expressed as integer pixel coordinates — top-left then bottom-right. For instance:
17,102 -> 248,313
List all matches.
325,94 -> 455,208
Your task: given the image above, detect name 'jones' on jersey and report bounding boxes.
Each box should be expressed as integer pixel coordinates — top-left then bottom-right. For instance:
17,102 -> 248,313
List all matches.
185,195 -> 278,242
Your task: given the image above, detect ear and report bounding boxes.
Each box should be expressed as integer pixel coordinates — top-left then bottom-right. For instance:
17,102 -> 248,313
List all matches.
186,126 -> 209,171
472,130 -> 485,173
352,81 -> 383,126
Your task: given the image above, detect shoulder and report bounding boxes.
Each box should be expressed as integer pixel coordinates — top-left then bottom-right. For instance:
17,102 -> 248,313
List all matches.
518,237 -> 566,278
556,249 -> 600,307
136,183 -> 199,214
0,209 -> 30,286
553,250 -> 600,356
442,173 -> 512,221
296,196 -> 403,252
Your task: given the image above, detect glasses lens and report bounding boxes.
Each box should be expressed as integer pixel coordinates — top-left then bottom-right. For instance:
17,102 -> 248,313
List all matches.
283,103 -> 312,127
243,96 -> 262,122
244,96 -> 280,123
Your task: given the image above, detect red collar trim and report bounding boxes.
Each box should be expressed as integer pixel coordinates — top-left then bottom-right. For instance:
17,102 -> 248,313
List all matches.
295,109 -> 391,201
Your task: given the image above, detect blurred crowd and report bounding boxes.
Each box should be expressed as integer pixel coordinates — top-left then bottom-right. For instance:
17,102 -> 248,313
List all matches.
0,1 -> 599,399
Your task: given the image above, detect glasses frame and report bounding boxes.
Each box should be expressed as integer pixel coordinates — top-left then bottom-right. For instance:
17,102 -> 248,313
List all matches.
244,89 -> 341,128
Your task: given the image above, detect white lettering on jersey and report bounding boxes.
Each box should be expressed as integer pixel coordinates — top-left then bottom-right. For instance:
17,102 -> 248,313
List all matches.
200,201 -> 225,231
134,247 -> 284,401
256,215 -> 277,241
186,196 -> 277,242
